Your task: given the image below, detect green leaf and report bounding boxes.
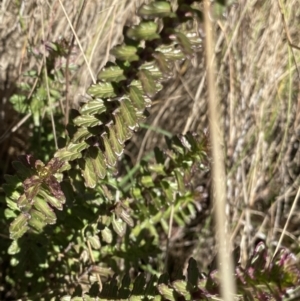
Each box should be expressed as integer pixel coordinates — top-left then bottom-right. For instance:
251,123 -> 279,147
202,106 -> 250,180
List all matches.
80,155 -> 98,188
39,187 -> 65,210
28,209 -> 47,232
153,51 -> 172,77
129,86 -> 148,112
8,240 -> 20,255
9,213 -> 30,240
157,284 -> 176,301
172,280 -> 190,298
55,148 -> 83,162
4,185 -> 21,206
88,146 -> 107,180
9,94 -> 28,113
126,21 -> 160,41
80,99 -> 107,116
108,126 -> 124,157
111,45 -> 139,62
55,142 -> 88,162
98,65 -> 126,82
120,97 -> 138,130
66,142 -> 89,154
74,114 -> 102,127
112,214 -> 126,237
141,175 -> 154,188
102,133 -> 118,167
101,227 -> 113,243
156,44 -> 185,61
174,169 -> 185,194
118,209 -> 134,227
87,82 -> 116,99
138,69 -> 157,98
17,193 -> 31,210
33,196 -> 57,224
72,127 -> 93,143
88,235 -> 101,249
113,112 -> 132,144
160,180 -> 173,201
140,61 -> 163,80
138,1 -> 172,19
174,32 -> 193,56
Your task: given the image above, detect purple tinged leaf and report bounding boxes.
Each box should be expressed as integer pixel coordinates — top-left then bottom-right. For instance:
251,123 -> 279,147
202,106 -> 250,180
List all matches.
46,157 -> 65,174
23,177 -> 41,201
46,175 -> 66,204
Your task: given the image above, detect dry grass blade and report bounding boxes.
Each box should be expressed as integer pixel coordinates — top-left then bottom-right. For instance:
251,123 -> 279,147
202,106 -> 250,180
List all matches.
58,0 -> 96,84
204,0 -> 236,299
272,186 -> 300,261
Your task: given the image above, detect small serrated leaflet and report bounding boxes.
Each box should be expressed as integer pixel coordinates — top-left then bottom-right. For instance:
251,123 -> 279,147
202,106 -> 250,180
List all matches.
54,147 -> 83,162
112,214 -> 126,237
39,188 -> 64,210
102,133 -> 117,167
140,61 -> 162,80
81,156 -> 97,188
129,86 -> 146,112
113,112 -> 131,144
9,213 -> 30,240
80,99 -> 106,116
73,114 -> 102,127
28,209 -> 47,232
98,65 -> 126,82
101,227 -> 113,243
72,127 -> 92,143
87,82 -> 116,99
88,235 -> 101,249
157,284 -> 176,301
120,98 -> 138,130
126,21 -> 159,41
88,146 -> 107,180
138,69 -> 156,98
175,32 -> 193,56
33,196 -> 56,224
108,126 -> 124,157
138,1 -> 172,19
111,45 -> 139,62
153,51 -> 172,77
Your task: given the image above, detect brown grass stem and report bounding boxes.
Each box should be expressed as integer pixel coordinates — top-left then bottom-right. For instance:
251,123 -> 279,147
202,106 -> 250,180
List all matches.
203,1 -> 236,299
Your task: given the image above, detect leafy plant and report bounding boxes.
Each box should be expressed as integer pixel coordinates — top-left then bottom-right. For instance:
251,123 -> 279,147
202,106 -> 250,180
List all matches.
61,242 -> 300,301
